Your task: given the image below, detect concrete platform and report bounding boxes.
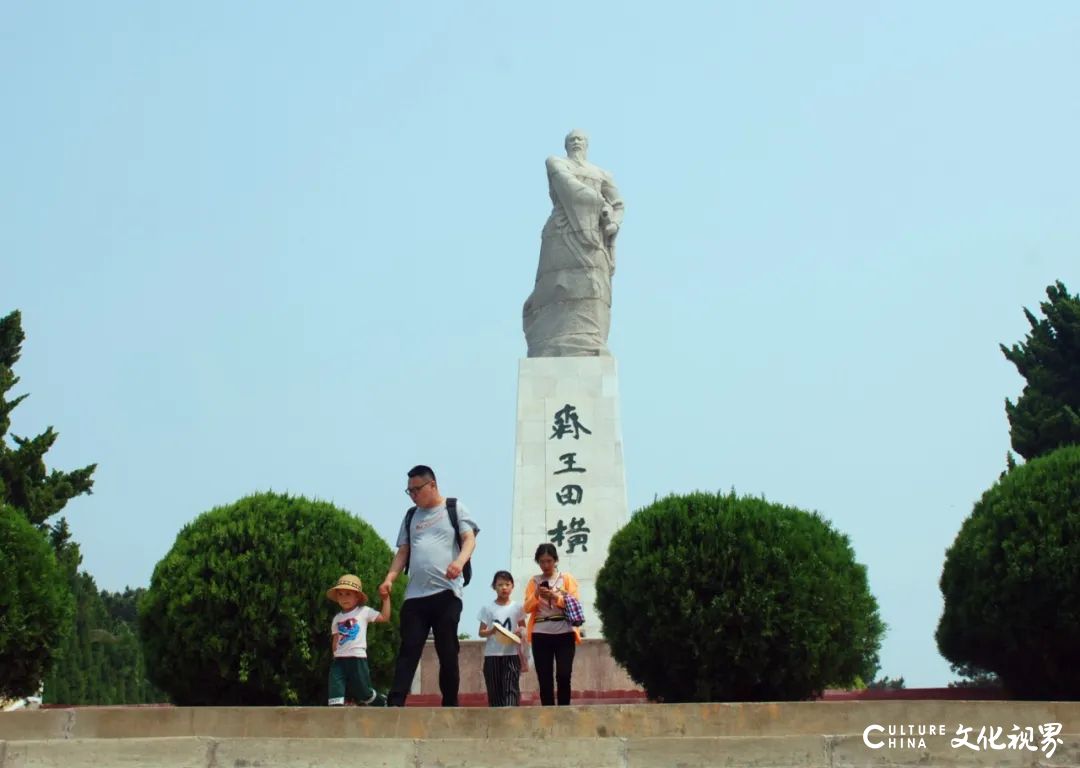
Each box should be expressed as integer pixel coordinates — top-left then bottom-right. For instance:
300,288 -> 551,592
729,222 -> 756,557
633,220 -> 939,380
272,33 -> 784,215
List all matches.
1,701 -> 1077,766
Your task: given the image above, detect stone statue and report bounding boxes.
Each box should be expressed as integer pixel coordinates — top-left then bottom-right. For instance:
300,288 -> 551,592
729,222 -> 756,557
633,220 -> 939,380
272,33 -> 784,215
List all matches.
523,130 -> 624,357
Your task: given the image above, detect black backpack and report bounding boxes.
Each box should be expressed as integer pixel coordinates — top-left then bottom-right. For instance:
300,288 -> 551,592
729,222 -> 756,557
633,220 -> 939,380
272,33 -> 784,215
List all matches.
403,497 -> 472,586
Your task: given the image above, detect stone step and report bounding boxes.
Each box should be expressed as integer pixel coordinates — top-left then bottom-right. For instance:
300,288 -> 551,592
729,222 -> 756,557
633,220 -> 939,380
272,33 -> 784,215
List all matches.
2,733 -> 1077,768
5,701 -> 1079,741
1,702 -> 1077,767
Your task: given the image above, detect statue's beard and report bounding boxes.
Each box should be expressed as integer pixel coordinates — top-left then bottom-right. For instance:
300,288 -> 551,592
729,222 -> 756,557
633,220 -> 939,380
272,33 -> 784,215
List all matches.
567,147 -> 587,163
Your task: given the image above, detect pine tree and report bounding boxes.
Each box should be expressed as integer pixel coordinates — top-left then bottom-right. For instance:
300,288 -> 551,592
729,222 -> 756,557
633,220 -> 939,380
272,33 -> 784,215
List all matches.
1001,281 -> 1080,460
2,311 -> 163,704
0,310 -> 96,528
1,309 -> 96,699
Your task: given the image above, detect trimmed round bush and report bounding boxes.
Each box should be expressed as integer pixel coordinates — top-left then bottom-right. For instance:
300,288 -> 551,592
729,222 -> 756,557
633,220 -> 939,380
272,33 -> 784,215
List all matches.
937,444 -> 1080,698
596,492 -> 883,702
0,504 -> 73,699
139,492 -> 403,705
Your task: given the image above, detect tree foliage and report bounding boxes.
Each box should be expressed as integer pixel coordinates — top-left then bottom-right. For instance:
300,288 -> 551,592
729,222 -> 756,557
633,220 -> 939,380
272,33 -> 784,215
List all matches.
946,662 -> 1002,690
867,675 -> 906,691
0,310 -> 95,699
139,492 -> 404,705
43,575 -> 165,705
1,311 -> 96,527
596,491 -> 883,702
0,504 -> 73,699
936,445 -> 1080,698
1001,281 -> 1080,460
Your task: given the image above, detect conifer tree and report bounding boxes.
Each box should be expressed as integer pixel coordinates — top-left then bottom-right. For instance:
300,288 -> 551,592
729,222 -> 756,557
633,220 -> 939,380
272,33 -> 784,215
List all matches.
0,309 -> 96,698
1001,281 -> 1080,460
1,310 -> 96,527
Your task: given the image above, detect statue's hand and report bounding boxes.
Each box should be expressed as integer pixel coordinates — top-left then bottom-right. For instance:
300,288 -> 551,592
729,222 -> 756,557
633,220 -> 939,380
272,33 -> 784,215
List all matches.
604,222 -> 619,237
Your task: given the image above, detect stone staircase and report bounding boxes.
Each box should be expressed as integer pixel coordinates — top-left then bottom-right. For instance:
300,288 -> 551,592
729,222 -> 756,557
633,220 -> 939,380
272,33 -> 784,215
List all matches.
1,701 -> 1078,767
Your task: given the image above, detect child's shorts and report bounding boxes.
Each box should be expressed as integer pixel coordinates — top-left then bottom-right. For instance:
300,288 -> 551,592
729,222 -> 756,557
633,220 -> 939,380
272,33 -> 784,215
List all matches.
328,657 -> 386,706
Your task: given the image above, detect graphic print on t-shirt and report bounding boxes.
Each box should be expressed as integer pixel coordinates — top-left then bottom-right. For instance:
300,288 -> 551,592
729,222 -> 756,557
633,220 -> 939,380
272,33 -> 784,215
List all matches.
413,509 -> 446,532
337,617 -> 360,645
333,605 -> 379,657
478,601 -> 525,657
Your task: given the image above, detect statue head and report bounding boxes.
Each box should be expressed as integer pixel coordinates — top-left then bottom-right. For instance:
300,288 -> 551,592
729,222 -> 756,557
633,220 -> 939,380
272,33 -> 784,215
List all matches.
564,129 -> 589,158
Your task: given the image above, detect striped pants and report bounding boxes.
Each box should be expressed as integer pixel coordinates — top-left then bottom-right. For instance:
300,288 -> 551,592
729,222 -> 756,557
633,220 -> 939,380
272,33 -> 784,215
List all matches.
482,655 -> 521,707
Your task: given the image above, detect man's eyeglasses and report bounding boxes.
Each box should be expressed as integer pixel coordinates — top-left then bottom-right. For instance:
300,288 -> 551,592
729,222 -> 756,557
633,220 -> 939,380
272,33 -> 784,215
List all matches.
405,480 -> 433,497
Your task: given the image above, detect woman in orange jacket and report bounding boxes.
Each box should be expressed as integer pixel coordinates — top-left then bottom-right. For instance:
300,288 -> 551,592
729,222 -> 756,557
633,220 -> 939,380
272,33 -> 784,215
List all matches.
523,543 -> 581,705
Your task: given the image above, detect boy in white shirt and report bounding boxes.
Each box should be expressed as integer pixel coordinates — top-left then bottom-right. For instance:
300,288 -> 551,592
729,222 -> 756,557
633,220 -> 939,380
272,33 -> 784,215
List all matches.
327,574 -> 390,706
476,570 -> 526,706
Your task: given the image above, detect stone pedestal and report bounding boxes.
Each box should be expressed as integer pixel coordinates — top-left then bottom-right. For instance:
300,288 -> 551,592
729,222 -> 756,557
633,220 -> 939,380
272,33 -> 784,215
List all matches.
510,356 -> 629,636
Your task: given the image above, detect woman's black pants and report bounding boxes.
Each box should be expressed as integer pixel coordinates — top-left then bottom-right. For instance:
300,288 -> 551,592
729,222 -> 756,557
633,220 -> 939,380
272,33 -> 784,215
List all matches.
531,632 -> 575,705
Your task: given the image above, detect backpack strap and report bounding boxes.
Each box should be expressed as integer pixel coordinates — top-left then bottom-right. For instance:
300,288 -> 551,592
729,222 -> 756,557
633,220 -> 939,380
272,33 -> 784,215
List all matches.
447,498 -> 472,586
402,506 -> 417,575
446,498 -> 461,549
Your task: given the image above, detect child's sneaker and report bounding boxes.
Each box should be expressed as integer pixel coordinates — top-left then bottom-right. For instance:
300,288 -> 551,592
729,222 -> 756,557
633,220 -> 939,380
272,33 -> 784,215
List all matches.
361,690 -> 387,707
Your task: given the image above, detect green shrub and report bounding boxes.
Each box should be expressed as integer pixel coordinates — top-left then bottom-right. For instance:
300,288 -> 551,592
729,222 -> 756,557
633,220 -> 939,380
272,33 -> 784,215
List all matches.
937,445 -> 1080,698
139,492 -> 404,705
596,491 -> 883,702
0,504 -> 73,699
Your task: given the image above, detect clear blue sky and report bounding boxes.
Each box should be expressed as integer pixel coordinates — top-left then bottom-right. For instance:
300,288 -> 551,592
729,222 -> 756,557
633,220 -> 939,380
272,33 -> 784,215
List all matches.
3,3 -> 1078,687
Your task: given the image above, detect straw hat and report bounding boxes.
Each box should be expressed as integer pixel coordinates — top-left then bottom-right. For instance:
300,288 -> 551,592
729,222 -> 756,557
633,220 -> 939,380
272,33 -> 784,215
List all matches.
326,574 -> 368,604
491,623 -> 521,645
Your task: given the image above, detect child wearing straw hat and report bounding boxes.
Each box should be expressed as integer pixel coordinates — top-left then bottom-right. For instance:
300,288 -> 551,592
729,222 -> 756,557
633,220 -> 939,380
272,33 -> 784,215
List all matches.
327,574 -> 390,706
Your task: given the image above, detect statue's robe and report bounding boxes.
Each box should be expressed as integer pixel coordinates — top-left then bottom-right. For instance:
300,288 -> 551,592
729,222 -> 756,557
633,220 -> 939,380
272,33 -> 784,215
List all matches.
523,155 -> 624,357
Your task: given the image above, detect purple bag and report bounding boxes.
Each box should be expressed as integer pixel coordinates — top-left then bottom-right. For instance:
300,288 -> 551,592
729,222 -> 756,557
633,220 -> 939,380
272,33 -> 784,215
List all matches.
563,594 -> 585,627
